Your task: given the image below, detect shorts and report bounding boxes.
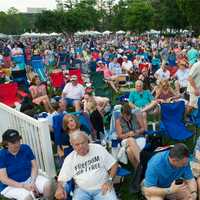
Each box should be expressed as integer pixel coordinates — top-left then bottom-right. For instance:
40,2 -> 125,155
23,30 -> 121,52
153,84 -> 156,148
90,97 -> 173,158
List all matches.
65,98 -> 80,107
1,175 -> 50,200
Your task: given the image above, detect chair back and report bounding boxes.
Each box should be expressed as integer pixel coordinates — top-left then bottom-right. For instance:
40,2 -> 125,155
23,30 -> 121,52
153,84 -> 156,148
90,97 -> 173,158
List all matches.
160,101 -> 192,140
50,71 -> 64,88
0,82 -> 18,106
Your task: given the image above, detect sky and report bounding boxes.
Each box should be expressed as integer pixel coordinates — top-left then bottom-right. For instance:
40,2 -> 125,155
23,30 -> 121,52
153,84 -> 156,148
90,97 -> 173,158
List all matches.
0,0 -> 57,12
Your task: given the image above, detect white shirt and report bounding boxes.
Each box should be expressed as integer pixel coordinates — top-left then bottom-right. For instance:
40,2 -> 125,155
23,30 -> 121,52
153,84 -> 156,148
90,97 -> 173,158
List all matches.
62,82 -> 85,100
175,68 -> 190,88
187,61 -> 200,94
122,60 -> 133,71
58,143 -> 116,190
155,68 -> 170,81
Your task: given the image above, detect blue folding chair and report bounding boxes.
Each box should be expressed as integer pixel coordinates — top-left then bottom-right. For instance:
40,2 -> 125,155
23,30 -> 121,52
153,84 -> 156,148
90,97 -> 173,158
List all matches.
31,58 -> 47,82
160,100 -> 193,141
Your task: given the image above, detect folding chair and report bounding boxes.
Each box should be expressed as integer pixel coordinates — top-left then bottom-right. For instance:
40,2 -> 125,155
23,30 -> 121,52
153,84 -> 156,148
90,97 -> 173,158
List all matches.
0,82 -> 27,107
11,69 -> 29,92
31,58 -> 47,82
50,71 -> 65,89
12,55 -> 26,70
160,100 -> 193,141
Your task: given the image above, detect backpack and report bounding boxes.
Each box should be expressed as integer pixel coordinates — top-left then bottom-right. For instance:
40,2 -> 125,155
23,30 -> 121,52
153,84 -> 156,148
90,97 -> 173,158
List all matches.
130,145 -> 173,193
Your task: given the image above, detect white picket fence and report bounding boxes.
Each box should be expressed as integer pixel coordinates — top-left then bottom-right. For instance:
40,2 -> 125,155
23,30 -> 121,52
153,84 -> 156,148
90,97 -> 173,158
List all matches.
0,103 -> 56,177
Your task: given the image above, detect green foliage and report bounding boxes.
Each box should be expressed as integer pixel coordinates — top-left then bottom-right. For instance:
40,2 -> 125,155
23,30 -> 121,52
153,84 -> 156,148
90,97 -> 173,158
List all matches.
176,0 -> 200,34
151,0 -> 188,31
0,0 -> 199,34
125,0 -> 154,33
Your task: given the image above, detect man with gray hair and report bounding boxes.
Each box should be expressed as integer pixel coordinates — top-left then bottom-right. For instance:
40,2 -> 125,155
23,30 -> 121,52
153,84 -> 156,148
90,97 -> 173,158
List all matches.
55,131 -> 118,200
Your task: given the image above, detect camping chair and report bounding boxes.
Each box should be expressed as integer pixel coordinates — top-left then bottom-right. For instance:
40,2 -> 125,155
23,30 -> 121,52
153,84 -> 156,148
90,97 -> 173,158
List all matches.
117,74 -> 132,91
68,69 -> 83,84
90,71 -> 113,98
0,82 -> 28,107
31,58 -> 47,82
12,55 -> 26,70
50,71 -> 65,89
160,100 -> 193,141
11,69 -> 29,92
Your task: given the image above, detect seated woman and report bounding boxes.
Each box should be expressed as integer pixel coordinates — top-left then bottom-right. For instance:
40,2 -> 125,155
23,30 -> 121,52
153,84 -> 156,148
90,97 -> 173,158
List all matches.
0,129 -> 53,200
56,114 -> 92,158
115,103 -> 146,169
155,80 -> 180,103
29,75 -> 53,113
84,98 -> 104,140
142,80 -> 180,113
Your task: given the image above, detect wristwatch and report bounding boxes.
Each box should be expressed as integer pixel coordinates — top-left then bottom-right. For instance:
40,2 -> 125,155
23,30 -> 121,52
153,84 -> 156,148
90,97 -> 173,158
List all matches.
107,176 -> 113,184
165,187 -> 171,195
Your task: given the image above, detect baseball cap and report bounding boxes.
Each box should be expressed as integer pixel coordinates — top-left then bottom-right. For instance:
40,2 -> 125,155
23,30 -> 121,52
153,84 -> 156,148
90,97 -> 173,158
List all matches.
123,55 -> 128,59
70,75 -> 78,81
2,129 -> 22,143
97,60 -> 103,64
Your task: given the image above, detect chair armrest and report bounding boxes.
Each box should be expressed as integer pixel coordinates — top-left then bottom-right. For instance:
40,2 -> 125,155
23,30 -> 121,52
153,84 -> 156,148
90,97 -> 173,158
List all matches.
17,90 -> 28,98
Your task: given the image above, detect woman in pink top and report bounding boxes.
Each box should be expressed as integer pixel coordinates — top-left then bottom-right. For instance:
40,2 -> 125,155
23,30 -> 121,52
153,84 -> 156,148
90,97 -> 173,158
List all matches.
96,60 -> 119,92
29,75 -> 53,113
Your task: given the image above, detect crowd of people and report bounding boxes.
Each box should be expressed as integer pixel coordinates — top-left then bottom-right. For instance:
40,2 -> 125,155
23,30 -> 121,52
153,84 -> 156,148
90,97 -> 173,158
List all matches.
0,33 -> 200,200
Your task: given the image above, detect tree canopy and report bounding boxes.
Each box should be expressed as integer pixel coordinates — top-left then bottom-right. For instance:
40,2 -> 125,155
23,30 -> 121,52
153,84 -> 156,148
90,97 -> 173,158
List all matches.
0,0 -> 199,35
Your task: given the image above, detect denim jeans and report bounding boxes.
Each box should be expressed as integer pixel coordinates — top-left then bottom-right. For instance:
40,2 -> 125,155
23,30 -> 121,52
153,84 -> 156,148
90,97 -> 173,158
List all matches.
73,187 -> 117,200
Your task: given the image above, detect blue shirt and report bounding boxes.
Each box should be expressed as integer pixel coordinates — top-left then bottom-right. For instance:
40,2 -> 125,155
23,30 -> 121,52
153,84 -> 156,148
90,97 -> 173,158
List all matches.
128,90 -> 153,108
187,48 -> 199,65
0,144 -> 35,191
144,151 -> 193,188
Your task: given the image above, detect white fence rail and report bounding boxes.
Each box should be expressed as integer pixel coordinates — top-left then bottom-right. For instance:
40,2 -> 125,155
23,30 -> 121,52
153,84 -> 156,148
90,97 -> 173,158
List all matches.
0,103 -> 56,177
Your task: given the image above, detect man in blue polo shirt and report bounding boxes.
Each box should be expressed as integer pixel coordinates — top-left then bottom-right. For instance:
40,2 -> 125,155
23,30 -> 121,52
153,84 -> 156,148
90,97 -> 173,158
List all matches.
0,129 -> 53,200
142,143 -> 197,200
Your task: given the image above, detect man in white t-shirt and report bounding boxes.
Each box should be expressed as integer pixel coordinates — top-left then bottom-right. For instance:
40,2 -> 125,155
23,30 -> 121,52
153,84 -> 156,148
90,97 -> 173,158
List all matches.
62,75 -> 85,111
122,56 -> 133,73
55,131 -> 118,200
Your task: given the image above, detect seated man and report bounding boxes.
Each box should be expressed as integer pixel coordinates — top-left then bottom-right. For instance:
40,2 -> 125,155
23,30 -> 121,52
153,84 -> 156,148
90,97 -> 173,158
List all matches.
55,131 -> 118,200
0,129 -> 53,200
62,75 -> 85,111
128,80 -> 156,129
143,143 -> 197,200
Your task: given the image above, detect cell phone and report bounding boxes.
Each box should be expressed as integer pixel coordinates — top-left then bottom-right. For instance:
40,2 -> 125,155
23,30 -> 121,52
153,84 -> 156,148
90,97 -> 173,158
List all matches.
175,179 -> 183,185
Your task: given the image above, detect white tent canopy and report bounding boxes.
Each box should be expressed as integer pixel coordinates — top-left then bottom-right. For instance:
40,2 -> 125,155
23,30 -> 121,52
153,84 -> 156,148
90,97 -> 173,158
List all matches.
102,30 -> 112,35
0,33 -> 8,38
147,29 -> 161,34
116,30 -> 126,34
49,32 -> 60,36
75,30 -> 102,36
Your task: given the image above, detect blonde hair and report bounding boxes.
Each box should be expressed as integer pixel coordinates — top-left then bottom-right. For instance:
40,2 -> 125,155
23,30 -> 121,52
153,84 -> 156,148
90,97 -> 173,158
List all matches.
86,99 -> 97,113
63,114 -> 80,132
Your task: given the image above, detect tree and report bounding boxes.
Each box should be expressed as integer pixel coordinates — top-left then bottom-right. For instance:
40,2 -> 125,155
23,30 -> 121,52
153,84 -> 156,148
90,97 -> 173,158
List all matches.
126,0 -> 154,33
176,0 -> 200,34
151,0 -> 188,31
110,0 -> 128,31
